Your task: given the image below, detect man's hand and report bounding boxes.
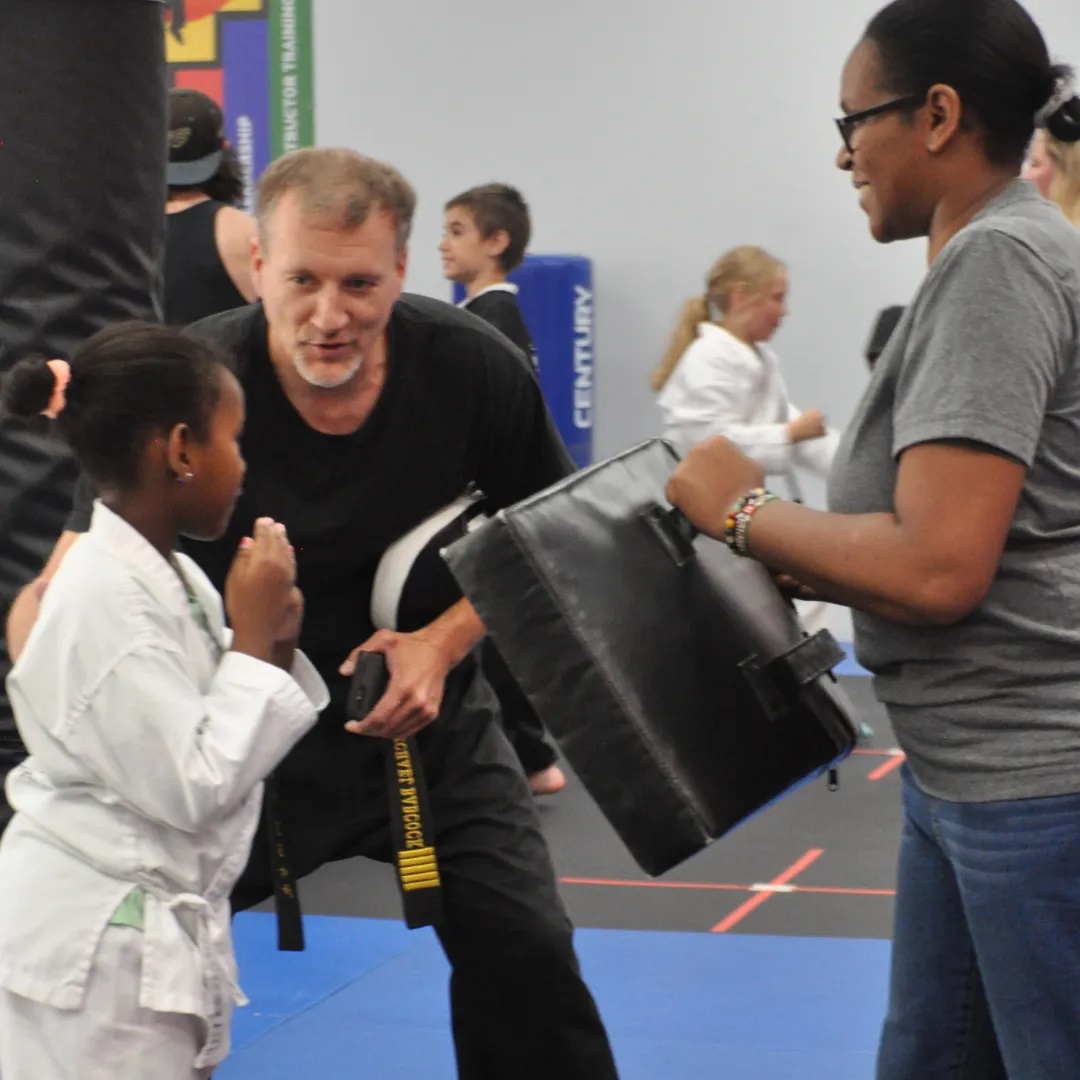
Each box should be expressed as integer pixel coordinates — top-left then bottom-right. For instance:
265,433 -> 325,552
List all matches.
339,629 -> 454,740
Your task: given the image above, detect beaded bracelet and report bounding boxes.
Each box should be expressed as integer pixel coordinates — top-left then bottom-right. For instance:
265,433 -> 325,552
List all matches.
723,488 -> 779,556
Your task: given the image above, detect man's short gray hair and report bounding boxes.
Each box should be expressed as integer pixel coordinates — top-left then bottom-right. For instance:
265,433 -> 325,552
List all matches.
256,147 -> 417,250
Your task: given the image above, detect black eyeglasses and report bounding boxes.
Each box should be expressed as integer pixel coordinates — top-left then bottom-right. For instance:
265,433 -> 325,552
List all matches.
835,95 -> 924,154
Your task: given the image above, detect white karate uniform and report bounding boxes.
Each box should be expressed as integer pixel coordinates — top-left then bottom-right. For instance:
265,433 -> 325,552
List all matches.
657,322 -> 839,498
658,322 -> 842,633
0,502 -> 328,1079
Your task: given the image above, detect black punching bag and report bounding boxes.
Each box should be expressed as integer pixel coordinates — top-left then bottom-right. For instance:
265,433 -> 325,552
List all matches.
0,0 -> 167,825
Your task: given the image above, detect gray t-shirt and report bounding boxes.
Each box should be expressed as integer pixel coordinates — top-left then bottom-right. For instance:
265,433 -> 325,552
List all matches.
829,181 -> 1080,802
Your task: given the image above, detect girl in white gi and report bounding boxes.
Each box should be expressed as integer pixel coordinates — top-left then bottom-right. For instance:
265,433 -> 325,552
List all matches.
0,322 -> 328,1078
653,246 -> 843,638
652,245 -> 839,500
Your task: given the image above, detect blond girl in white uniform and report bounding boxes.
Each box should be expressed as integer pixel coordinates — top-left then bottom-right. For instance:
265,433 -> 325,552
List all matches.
0,322 -> 328,1078
652,245 -> 839,490
653,246 -> 840,634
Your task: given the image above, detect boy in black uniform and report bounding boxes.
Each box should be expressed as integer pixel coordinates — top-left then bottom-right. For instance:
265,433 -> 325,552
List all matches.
18,150 -> 618,1080
440,183 -> 567,796
441,183 -> 539,371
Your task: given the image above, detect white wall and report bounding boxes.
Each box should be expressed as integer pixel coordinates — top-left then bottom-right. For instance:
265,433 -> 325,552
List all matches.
312,0 -> 1080,465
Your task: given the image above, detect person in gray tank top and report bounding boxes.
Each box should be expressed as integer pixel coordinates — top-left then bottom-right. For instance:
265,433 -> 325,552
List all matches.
666,0 -> 1080,1076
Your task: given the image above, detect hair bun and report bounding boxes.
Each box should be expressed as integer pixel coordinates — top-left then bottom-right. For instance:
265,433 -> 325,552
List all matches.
1046,95 -> 1080,143
1,355 -> 59,419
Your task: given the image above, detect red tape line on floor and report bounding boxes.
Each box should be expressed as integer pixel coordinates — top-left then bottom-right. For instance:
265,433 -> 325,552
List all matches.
711,848 -> 824,933
558,876 -> 895,898
867,753 -> 906,781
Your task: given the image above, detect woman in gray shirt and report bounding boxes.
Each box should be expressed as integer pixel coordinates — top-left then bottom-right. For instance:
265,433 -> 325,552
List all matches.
668,0 -> 1080,1076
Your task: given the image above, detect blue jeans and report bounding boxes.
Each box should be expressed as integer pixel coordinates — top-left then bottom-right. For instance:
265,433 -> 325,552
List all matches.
878,765 -> 1080,1079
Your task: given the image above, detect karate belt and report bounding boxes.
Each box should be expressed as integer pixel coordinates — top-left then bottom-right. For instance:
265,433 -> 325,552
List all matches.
267,485 -> 480,948
265,773 -> 304,951
263,739 -> 443,946
362,498 -> 492,931
443,438 -> 860,877
383,737 -> 443,929
350,650 -> 444,929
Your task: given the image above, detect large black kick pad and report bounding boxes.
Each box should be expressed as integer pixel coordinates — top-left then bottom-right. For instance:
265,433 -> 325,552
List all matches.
443,439 -> 860,876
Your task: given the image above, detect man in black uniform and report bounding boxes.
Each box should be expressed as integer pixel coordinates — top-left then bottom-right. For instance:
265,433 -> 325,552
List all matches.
34,148 -> 618,1080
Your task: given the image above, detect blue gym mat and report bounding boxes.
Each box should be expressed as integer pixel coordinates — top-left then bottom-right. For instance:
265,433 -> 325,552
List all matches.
218,653 -> 887,1077
218,913 -> 888,1080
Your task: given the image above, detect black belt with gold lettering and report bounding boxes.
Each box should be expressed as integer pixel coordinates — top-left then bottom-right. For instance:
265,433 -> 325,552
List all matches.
264,771 -> 305,951
383,736 -> 443,929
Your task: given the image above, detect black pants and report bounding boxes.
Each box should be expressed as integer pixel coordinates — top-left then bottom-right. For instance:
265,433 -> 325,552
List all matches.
233,669 -> 618,1080
482,641 -> 558,776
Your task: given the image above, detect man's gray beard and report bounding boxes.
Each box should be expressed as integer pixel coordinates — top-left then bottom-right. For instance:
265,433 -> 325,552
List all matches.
291,351 -> 365,390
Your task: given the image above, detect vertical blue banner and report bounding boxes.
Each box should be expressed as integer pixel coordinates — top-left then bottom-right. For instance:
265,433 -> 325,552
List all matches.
222,19 -> 269,211
455,255 -> 595,469
513,256 -> 595,469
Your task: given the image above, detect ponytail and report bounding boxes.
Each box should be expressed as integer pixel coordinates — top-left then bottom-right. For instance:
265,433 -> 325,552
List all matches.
651,246 -> 785,392
650,295 -> 708,392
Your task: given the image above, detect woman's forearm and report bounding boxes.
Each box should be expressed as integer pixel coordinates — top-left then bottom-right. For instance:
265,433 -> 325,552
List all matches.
746,501 -> 986,625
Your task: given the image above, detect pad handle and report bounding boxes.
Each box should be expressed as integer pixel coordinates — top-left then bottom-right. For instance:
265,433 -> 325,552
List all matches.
643,505 -> 699,567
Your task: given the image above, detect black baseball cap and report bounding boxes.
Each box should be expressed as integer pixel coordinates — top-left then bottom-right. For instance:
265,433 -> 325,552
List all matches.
168,88 -> 225,186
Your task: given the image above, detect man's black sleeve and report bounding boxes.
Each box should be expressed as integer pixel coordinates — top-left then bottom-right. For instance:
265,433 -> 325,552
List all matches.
473,340 -> 575,512
64,473 -> 95,533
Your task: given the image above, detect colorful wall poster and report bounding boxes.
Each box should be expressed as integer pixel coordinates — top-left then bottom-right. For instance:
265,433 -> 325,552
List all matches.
165,0 -> 315,209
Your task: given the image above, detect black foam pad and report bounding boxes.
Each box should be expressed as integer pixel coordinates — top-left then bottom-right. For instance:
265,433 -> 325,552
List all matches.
444,439 -> 859,876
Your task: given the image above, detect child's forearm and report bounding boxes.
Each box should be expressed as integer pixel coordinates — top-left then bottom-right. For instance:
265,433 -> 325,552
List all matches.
6,578 -> 47,663
271,640 -> 298,673
6,530 -> 81,662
